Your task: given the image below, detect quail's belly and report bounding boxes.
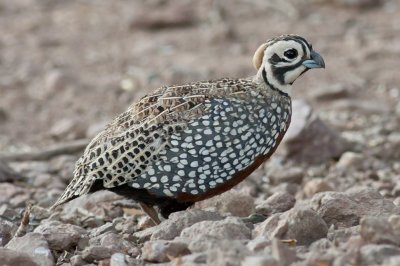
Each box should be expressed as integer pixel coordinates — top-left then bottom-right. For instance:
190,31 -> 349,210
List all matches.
129,93 -> 291,200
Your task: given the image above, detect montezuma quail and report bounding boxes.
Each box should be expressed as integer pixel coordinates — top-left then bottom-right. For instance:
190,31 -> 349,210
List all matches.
53,35 -> 325,224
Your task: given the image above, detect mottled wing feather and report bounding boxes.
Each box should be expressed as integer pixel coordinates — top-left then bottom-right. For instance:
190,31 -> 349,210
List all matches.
52,78 -> 252,207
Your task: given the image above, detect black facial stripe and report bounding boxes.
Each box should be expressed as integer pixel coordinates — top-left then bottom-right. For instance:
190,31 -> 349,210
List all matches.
262,68 -> 289,97
270,53 -> 288,64
272,60 -> 304,85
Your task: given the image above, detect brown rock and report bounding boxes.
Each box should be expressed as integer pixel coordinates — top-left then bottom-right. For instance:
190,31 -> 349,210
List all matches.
34,220 -> 87,251
195,190 -> 255,217
0,248 -> 37,266
256,192 -> 296,216
180,217 -> 251,240
142,240 -> 190,263
82,246 -> 114,262
303,178 -> 334,197
253,206 -> 328,245
311,188 -> 400,227
360,217 -> 400,246
282,100 -> 349,164
6,232 -> 54,266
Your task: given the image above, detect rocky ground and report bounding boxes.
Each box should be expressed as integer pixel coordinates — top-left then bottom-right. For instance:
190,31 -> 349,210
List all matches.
1,0 -> 400,265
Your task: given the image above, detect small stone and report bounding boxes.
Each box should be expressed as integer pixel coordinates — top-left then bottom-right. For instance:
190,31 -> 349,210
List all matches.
327,226 -> 360,243
82,246 -> 114,262
205,240 -> 250,266
336,152 -> 365,170
269,167 -> 304,185
253,206 -> 328,245
360,244 -> 400,265
360,217 -> 400,246
311,188 -> 400,227
303,178 -> 334,197
109,253 -> 135,266
45,69 -> 72,93
180,217 -> 251,240
34,220 -> 87,251
6,233 -> 54,266
389,215 -> 400,231
242,255 -> 278,266
195,190 -> 255,217
0,248 -> 37,266
70,254 -> 86,266
143,209 -> 223,241
256,192 -> 296,216
142,240 -> 190,263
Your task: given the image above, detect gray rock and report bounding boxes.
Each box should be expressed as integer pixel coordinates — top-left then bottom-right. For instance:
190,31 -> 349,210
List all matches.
205,240 -> 250,266
271,238 -> 298,266
6,232 -> 54,266
389,215 -> 400,231
180,217 -> 252,240
311,188 -> 400,227
175,252 -> 207,265
253,206 -> 328,245
246,236 -> 271,253
303,178 -> 334,198
99,232 -> 137,255
282,100 -> 349,164
327,226 -> 360,243
0,248 -> 37,266
256,192 -> 296,216
241,255 -> 278,266
360,244 -> 400,265
138,209 -> 223,242
0,218 -> 17,246
269,167 -> 304,185
142,240 -> 190,263
195,190 -> 255,217
34,220 -> 87,251
360,217 -> 400,246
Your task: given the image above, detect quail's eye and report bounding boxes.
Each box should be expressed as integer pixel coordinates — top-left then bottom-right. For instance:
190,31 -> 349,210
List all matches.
284,49 -> 298,60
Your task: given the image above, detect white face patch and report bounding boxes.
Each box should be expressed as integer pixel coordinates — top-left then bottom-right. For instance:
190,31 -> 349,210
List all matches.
284,65 -> 307,84
257,38 -> 312,95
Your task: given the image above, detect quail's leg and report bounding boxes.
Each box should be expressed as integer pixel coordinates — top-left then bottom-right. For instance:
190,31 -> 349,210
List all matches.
139,203 -> 162,225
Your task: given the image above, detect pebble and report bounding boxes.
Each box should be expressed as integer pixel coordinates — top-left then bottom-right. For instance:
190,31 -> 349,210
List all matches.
0,248 -> 37,266
303,178 -> 334,197
253,206 -> 328,245
255,192 -> 296,216
195,190 -> 255,217
142,240 -> 190,263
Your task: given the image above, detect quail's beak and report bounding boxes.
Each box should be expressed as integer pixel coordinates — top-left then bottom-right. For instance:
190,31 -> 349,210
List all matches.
302,51 -> 325,69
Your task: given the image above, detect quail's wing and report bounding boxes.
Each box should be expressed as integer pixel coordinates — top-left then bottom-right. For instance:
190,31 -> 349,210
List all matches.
52,79 -> 252,207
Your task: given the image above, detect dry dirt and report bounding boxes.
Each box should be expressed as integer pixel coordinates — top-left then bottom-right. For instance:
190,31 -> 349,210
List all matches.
1,0 -> 400,265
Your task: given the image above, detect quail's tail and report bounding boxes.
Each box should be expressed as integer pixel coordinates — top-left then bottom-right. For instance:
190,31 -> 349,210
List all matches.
50,173 -> 93,210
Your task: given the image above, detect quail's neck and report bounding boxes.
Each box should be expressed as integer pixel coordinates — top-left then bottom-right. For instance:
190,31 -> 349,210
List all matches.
252,70 -> 292,98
